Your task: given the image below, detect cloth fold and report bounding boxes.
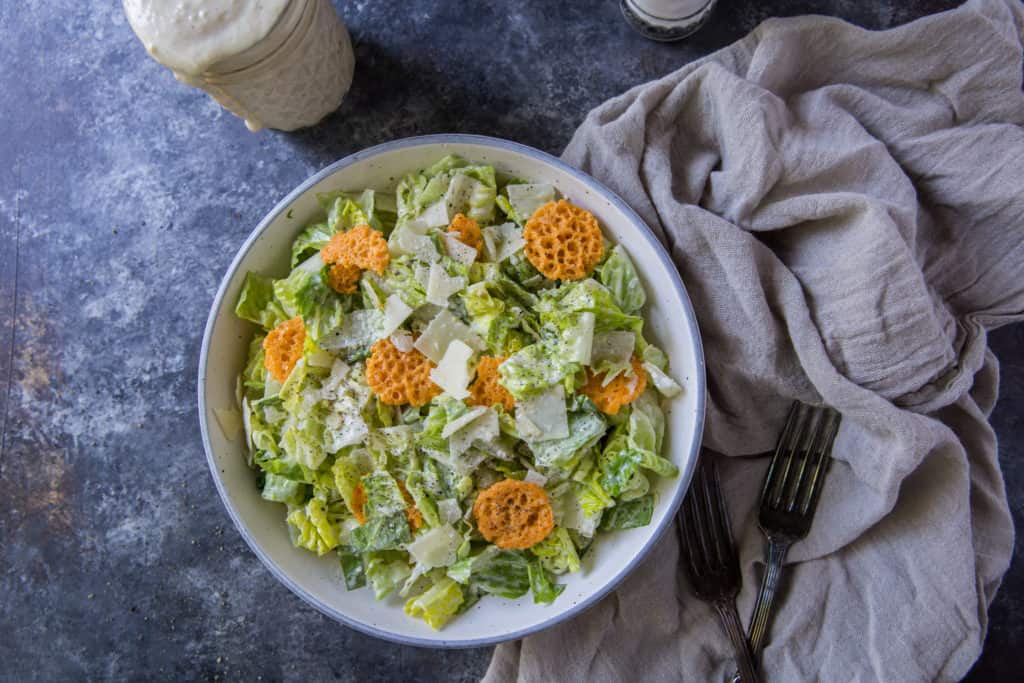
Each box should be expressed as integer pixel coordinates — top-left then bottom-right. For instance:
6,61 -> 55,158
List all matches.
485,1 -> 1024,680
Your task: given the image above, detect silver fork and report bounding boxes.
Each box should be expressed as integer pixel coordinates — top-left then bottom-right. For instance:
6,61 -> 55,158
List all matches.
748,402 -> 841,659
679,455 -> 760,683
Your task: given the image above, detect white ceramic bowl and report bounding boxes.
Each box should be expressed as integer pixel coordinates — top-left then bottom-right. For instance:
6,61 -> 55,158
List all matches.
198,134 -> 705,647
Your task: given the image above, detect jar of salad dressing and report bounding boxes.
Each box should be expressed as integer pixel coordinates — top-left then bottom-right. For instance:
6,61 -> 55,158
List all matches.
620,0 -> 718,41
123,0 -> 355,132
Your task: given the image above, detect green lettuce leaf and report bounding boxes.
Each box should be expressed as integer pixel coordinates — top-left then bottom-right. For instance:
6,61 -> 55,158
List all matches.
276,360 -> 332,470
599,494 -> 654,531
365,550 -> 412,599
241,334 -> 267,397
529,411 -> 607,469
317,189 -> 388,234
380,255 -> 428,309
287,499 -> 340,556
361,471 -> 408,518
350,512 -> 412,552
290,221 -> 334,268
499,252 -> 547,290
541,278 -> 642,335
499,343 -> 579,400
339,547 -> 367,590
598,245 -> 647,315
461,282 -> 532,355
404,577 -> 465,629
529,527 -> 580,574
528,560 -> 565,604
261,472 -> 306,504
598,423 -> 638,497
235,272 -> 287,329
332,453 -> 369,520
599,393 -> 677,496
578,473 -> 615,516
273,267 -> 346,342
404,472 -> 441,529
448,547 -> 530,599
396,156 -> 464,220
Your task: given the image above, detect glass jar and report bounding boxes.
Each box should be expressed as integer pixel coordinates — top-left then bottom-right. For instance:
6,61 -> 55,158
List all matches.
125,0 -> 355,132
620,0 -> 718,42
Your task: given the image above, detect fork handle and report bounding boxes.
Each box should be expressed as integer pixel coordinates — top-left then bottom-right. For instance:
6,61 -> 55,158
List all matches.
714,599 -> 760,683
749,537 -> 792,657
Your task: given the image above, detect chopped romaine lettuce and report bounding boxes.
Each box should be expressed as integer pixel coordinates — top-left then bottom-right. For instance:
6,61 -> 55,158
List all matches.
599,494 -> 655,531
319,308 -> 384,356
448,547 -> 530,599
498,343 -> 579,399
261,473 -> 305,504
530,527 -> 581,574
528,560 -> 565,604
287,499 -> 340,556
365,550 -> 412,599
316,189 -> 387,234
242,335 -> 267,396
643,361 -> 683,397
234,154 -> 685,629
598,245 -> 647,315
290,221 -> 334,267
380,255 -> 429,308
235,272 -> 287,329
361,471 -> 407,518
273,267 -> 347,342
529,411 -> 607,469
404,577 -> 465,629
350,513 -> 412,552
339,548 -> 367,590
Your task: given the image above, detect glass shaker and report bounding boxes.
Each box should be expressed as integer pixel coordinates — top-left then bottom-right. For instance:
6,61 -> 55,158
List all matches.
124,0 -> 355,132
620,0 -> 719,41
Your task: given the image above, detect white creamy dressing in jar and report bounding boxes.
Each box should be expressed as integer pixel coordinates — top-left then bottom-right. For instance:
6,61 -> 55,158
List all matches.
630,0 -> 710,17
123,0 -> 355,132
123,0 -> 290,76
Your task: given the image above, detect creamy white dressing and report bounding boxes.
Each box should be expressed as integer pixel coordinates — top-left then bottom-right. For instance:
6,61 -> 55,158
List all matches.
629,0 -> 711,19
123,0 -> 290,75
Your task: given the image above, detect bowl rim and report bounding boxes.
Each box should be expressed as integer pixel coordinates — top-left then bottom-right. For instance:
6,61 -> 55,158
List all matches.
198,133 -> 706,648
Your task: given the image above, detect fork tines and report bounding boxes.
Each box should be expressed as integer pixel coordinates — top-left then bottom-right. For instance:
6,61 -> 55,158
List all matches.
679,455 -> 761,683
761,403 -> 840,522
679,457 -> 739,601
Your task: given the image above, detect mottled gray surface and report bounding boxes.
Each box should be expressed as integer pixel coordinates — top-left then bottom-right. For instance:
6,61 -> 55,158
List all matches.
0,0 -> 1019,680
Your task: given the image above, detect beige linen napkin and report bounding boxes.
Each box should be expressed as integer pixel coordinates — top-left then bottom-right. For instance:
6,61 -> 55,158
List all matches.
485,0 -> 1024,680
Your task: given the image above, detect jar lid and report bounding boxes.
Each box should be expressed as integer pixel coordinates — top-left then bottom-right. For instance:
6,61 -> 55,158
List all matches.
123,0 -> 292,75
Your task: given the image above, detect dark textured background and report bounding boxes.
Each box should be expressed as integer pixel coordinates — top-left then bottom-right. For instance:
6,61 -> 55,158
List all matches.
0,0 -> 1020,680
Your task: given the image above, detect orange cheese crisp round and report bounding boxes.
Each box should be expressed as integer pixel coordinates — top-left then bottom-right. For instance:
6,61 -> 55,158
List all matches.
320,224 -> 391,274
523,199 -> 605,281
262,316 -> 305,382
467,356 -> 515,412
365,338 -> 441,407
327,261 -> 362,294
447,213 -> 483,253
581,357 -> 648,415
473,479 -> 554,550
